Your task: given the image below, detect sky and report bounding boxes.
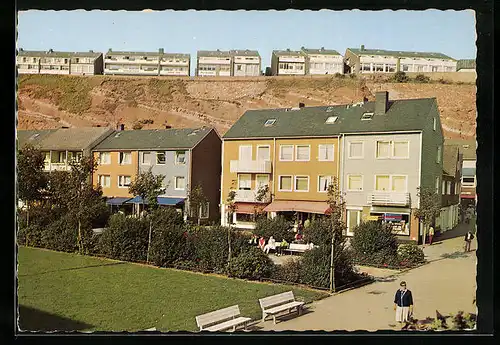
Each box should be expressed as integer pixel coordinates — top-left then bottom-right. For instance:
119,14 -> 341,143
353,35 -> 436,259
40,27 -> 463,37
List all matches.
17,10 -> 476,75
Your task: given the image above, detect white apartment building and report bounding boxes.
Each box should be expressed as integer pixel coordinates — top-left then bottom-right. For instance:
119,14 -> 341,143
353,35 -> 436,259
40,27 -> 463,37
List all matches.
196,50 -> 232,77
301,47 -> 344,75
231,50 -> 261,76
271,49 -> 306,76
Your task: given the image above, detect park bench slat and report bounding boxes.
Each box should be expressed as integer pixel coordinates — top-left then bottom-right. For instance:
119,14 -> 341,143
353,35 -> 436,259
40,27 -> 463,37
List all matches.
195,305 -> 251,332
204,317 -> 252,332
259,291 -> 304,324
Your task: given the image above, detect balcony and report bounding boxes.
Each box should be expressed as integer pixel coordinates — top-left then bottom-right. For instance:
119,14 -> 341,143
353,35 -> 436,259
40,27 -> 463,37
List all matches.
230,160 -> 272,174
367,192 -> 410,207
44,163 -> 69,171
232,189 -> 270,203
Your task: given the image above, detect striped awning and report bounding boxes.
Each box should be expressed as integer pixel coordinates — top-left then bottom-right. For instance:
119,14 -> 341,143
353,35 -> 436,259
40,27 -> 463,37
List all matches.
234,202 -> 261,214
263,200 -> 330,214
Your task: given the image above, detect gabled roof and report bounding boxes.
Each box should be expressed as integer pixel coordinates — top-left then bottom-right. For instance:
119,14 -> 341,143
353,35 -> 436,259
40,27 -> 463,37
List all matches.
443,145 -> 460,177
272,49 -> 304,57
38,127 -> 113,150
197,50 -> 232,58
444,139 -> 476,160
18,49 -> 102,59
456,59 -> 476,70
347,47 -> 456,61
301,47 -> 341,56
93,127 -> 213,151
223,98 -> 438,139
229,50 -> 260,57
17,129 -> 58,148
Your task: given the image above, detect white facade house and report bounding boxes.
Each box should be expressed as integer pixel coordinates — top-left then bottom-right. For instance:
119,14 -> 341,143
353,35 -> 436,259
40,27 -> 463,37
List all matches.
231,50 -> 261,77
197,50 -> 232,77
271,50 -> 306,76
301,48 -> 344,75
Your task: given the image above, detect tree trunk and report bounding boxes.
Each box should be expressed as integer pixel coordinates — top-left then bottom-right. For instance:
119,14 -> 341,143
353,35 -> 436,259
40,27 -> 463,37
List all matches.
228,224 -> 232,262
26,201 -> 30,228
77,219 -> 82,254
146,218 -> 152,263
330,228 -> 336,293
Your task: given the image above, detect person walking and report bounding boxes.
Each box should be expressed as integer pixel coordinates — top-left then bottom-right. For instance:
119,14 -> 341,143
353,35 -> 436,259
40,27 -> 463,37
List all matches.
394,281 -> 414,328
464,230 -> 474,252
428,225 -> 435,245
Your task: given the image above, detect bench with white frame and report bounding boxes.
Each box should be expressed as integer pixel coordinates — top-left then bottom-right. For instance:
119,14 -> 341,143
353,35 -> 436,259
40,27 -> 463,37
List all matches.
195,305 -> 252,332
259,291 -> 305,324
283,243 -> 311,255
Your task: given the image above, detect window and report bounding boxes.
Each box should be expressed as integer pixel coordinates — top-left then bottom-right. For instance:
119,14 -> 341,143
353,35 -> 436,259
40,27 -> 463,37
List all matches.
295,145 -> 310,161
402,64 -> 410,72
318,144 -> 334,161
375,175 -> 390,191
175,151 -> 186,165
435,177 -> 440,193
236,213 -> 254,223
256,175 -> 269,189
376,141 -> 391,158
264,119 -> 276,127
375,64 -> 384,72
142,152 -> 151,165
392,176 -> 407,192
442,180 -> 446,194
386,64 -> 396,73
156,151 -> 166,164
361,112 -> 374,120
433,118 -> 437,131
436,145 -> 442,163
318,175 -> 332,192
279,176 -> 292,191
393,141 -> 410,158
119,152 -> 132,165
99,152 -> 111,165
236,65 -> 242,71
347,209 -> 361,235
279,145 -> 294,161
118,175 -> 131,188
175,176 -> 186,190
325,116 -> 338,124
238,174 -> 251,190
257,146 -> 270,161
98,175 -> 110,188
294,176 -> 309,192
362,64 -> 371,72
462,177 -> 475,185
348,142 -> 363,159
199,202 -> 209,219
346,175 -> 362,191
446,181 -> 451,195
239,145 -> 252,161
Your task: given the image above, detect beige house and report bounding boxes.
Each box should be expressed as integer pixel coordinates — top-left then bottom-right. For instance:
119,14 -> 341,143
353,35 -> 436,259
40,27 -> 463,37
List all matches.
17,48 -> 104,75
344,45 -> 457,74
230,50 -> 261,76
196,50 -> 232,77
301,47 -> 344,75
270,49 -> 306,76
104,49 -> 190,76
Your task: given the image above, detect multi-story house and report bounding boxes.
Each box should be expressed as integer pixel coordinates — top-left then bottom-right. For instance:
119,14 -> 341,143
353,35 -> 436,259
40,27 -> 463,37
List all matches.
92,127 -> 221,222
456,59 -> 476,72
103,49 -> 190,76
17,127 -> 114,172
436,145 -> 462,233
230,50 -> 261,77
445,139 -> 476,208
301,47 -> 344,75
196,50 -> 232,77
270,49 -> 306,76
222,92 -> 445,243
17,48 -> 104,75
344,45 -> 457,74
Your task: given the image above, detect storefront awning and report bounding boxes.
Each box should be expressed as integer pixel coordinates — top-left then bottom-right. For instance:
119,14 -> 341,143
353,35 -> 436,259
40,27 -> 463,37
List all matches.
234,202 -> 260,214
106,197 -> 132,205
263,200 -> 330,214
125,196 -> 185,206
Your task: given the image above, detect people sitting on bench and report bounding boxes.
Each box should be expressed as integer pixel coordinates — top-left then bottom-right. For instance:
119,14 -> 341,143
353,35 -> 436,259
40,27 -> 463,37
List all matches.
264,236 -> 276,254
276,238 -> 289,256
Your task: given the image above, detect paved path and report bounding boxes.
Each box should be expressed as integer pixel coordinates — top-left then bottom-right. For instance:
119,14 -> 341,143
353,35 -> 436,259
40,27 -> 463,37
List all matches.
255,221 -> 477,331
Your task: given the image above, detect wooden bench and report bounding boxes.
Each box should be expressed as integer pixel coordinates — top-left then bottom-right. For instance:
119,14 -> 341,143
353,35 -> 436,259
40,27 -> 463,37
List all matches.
283,243 -> 311,255
259,291 -> 305,324
195,305 -> 252,332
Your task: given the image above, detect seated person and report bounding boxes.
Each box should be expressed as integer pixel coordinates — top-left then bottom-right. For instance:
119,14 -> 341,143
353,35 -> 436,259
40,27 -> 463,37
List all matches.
258,236 -> 266,250
264,236 -> 276,254
277,238 -> 289,256
294,232 -> 303,242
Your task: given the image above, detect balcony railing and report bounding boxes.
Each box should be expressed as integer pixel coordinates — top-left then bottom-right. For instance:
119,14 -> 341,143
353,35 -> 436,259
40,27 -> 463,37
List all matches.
44,163 -> 69,171
230,160 -> 272,174
367,191 -> 410,207
232,189 -> 270,203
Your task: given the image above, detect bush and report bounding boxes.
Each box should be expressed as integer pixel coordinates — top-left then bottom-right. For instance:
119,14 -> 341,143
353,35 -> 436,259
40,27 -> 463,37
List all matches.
254,216 -> 294,242
41,213 -> 81,253
270,258 -> 302,283
397,243 -> 425,266
414,74 -> 431,83
226,246 -> 274,280
350,221 -> 399,266
303,218 -> 335,246
392,71 -> 409,83
97,214 -> 148,262
191,225 -> 231,273
149,221 -> 188,267
18,224 -> 45,248
334,72 -> 345,79
437,78 -> 452,84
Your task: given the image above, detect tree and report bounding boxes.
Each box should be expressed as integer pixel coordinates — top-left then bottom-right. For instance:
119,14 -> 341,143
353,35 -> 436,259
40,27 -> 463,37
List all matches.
128,169 -> 166,263
17,144 -> 47,227
413,186 -> 442,245
226,190 -> 237,261
326,176 -> 347,292
254,184 -> 271,216
187,183 -> 208,226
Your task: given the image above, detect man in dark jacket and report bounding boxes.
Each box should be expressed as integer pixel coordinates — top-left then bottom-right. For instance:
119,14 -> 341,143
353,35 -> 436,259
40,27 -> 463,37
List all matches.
464,231 -> 474,252
394,281 -> 414,327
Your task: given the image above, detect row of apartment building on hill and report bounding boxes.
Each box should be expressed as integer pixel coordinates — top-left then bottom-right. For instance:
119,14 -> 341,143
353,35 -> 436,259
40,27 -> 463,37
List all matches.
17,93 -> 474,242
17,46 -> 472,77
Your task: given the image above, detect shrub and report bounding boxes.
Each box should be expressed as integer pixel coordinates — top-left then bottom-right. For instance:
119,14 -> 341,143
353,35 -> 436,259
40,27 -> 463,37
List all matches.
438,78 -> 452,84
132,122 -> 143,130
334,72 -> 345,78
17,224 -> 45,248
97,214 -> 148,262
303,218 -> 335,246
350,221 -> 399,266
41,213 -> 81,253
254,216 -> 294,242
149,221 -> 188,267
192,225 -> 231,272
270,258 -> 302,283
392,71 -> 409,83
397,243 -> 425,266
414,74 -> 431,83
226,246 -> 274,280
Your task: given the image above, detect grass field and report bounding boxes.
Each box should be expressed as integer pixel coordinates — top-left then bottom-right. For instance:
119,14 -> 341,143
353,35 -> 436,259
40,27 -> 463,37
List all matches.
17,246 -> 328,332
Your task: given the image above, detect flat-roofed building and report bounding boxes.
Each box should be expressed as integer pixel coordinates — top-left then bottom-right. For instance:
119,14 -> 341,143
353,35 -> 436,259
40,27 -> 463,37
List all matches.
196,50 -> 232,77
301,47 -> 344,75
230,50 -> 261,76
270,49 -> 306,76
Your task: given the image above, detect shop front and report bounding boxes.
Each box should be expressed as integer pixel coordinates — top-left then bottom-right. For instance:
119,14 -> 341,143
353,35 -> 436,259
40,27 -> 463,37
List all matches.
365,206 -> 413,238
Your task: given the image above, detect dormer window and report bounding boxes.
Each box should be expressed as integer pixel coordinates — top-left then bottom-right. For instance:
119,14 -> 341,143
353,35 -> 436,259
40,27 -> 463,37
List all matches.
325,116 -> 338,124
326,106 -> 335,113
361,112 -> 374,120
264,119 -> 276,127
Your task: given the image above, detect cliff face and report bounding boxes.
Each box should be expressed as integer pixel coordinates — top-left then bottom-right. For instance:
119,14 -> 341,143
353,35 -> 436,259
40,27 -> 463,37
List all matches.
17,75 -> 476,139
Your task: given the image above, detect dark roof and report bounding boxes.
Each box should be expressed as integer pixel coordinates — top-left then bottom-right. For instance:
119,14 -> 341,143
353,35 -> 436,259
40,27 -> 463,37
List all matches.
347,47 -> 456,61
301,48 -> 341,56
456,59 -> 476,70
444,139 -> 476,160
223,98 -> 438,139
229,50 -> 260,57
443,145 -> 460,176
18,49 -> 102,59
39,127 -> 113,150
17,129 -> 58,148
93,127 -> 213,151
197,50 -> 232,58
273,50 -> 304,57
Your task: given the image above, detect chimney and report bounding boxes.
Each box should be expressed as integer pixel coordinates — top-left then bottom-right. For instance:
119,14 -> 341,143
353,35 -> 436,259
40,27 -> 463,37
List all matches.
119,124 -> 125,131
159,48 -> 164,54
48,48 -> 53,53
321,47 -> 325,51
363,96 -> 368,103
165,125 -> 172,129
375,91 -> 389,115
360,45 -> 365,51
61,126 -> 69,129
299,102 -> 305,108
19,48 -> 23,51
89,50 -> 94,53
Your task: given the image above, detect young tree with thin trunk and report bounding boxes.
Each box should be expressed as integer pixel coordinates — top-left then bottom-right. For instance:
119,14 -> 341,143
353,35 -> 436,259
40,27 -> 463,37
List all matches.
187,183 -> 208,226
413,186 -> 442,245
226,190 -> 237,262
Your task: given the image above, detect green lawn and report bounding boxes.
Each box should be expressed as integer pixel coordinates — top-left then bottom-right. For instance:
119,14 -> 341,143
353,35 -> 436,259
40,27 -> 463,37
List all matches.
17,246 -> 328,332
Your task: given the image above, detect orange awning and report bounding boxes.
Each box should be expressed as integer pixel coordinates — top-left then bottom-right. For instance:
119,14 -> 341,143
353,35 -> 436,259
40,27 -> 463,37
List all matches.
234,203 -> 262,214
263,200 -> 330,214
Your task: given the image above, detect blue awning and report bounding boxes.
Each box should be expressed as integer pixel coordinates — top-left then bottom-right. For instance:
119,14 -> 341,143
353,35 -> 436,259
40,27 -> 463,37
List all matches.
106,197 -> 132,205
125,196 -> 185,206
